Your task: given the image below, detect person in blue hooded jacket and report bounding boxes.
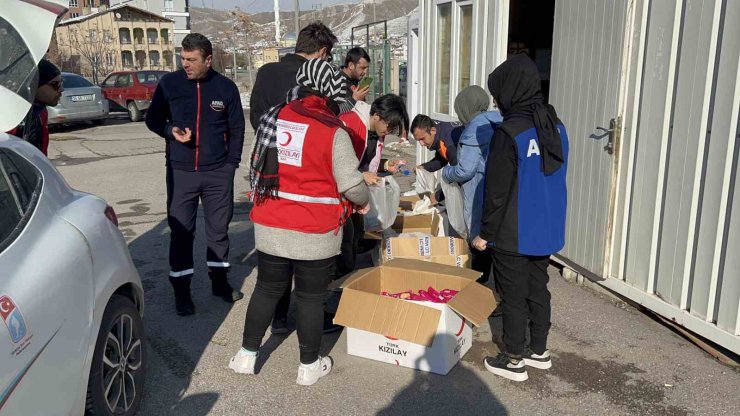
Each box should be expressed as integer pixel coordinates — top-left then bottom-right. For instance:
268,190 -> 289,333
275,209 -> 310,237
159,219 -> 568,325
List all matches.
442,86 -> 503,284
473,54 -> 569,382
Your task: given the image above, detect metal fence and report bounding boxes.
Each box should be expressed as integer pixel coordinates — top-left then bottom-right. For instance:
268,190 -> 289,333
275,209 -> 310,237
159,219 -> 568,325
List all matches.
330,21 -> 392,103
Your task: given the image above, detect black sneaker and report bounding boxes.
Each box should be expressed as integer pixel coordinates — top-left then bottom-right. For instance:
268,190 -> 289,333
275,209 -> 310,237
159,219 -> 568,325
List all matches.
484,352 -> 528,382
270,318 -> 290,335
170,277 -> 195,316
323,312 -> 343,334
523,348 -> 552,370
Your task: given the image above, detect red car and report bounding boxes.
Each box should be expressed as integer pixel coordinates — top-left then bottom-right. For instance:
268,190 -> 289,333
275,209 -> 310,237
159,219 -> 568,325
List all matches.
100,70 -> 168,122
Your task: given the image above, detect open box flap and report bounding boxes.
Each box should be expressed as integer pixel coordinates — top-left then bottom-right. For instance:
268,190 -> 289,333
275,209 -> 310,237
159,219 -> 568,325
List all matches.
328,267 -> 377,290
446,282 -> 497,327
334,288 -> 441,347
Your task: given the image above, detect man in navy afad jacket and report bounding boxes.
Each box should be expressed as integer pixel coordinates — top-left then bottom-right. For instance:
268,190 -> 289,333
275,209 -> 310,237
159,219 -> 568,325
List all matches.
473,54 -> 568,382
146,33 -> 245,316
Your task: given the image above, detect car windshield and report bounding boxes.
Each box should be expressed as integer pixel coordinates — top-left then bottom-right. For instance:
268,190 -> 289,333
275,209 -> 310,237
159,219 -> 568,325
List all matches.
62,74 -> 93,88
137,71 -> 165,84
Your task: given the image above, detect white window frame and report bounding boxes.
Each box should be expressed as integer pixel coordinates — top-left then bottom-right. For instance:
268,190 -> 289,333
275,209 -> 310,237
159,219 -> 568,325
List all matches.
69,0 -> 78,7
430,0 -> 479,121
455,1 -> 475,100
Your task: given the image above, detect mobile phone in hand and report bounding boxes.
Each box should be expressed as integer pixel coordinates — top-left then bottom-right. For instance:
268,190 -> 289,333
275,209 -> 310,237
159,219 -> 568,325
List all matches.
357,76 -> 373,90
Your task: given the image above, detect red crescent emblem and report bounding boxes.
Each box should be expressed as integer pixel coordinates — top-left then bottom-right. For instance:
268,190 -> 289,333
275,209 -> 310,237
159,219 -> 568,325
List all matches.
278,131 -> 292,146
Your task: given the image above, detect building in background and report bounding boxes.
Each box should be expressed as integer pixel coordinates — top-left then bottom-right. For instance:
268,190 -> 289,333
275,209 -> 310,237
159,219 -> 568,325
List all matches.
56,4 -> 176,82
412,0 -> 740,356
64,0 -> 109,19
281,31 -> 297,47
259,46 -> 294,66
109,0 -> 190,48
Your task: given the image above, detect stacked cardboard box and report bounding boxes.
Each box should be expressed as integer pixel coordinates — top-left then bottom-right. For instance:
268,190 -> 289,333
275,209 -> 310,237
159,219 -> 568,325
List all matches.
334,259 -> 496,375
381,234 -> 471,268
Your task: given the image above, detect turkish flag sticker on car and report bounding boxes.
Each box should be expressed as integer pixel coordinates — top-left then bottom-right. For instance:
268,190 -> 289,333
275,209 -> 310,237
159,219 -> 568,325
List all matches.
0,295 -> 29,345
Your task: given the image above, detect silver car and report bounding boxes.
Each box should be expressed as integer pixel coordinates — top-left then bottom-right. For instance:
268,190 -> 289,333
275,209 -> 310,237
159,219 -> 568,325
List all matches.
47,72 -> 109,126
0,134 -> 146,414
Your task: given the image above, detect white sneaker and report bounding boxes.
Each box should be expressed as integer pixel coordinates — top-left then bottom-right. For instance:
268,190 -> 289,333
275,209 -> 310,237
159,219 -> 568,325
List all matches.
228,350 -> 258,374
296,356 -> 333,386
523,348 -> 552,370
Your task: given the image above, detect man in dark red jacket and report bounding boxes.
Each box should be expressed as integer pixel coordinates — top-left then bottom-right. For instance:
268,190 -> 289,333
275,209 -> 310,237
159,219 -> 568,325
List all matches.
8,59 -> 62,155
146,33 -> 246,316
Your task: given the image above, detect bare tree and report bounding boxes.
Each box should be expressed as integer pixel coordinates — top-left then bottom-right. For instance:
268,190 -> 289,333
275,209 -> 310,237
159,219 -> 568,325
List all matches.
229,9 -> 257,88
57,22 -> 117,83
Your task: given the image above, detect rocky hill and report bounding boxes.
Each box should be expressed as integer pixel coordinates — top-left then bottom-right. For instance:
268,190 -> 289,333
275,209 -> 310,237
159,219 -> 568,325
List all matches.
190,0 -> 417,47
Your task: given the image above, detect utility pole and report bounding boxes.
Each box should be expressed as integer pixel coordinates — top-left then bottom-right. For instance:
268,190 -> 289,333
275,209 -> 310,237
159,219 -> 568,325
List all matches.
294,0 -> 300,38
274,0 -> 280,44
232,49 -> 237,82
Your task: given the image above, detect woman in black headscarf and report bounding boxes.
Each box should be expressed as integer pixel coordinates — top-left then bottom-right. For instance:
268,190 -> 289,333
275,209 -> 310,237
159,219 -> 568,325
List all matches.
472,54 -> 569,382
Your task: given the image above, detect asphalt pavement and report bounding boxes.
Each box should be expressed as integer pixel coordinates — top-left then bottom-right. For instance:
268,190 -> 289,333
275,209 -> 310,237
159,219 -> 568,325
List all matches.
49,117 -> 740,416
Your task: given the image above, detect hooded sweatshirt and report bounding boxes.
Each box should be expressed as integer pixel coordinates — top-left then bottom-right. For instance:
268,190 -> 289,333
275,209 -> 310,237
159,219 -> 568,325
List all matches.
480,54 -> 569,256
442,86 -> 502,242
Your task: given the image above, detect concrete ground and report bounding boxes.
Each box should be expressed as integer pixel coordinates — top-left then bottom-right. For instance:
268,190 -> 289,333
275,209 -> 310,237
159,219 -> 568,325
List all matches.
49,117 -> 740,416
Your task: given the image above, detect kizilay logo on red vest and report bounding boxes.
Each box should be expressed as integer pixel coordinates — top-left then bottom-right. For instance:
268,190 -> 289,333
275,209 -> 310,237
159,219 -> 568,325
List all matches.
276,120 -> 309,167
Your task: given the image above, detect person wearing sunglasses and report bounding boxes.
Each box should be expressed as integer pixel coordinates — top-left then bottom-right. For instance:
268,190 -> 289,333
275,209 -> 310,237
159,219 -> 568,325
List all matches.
7,59 -> 62,155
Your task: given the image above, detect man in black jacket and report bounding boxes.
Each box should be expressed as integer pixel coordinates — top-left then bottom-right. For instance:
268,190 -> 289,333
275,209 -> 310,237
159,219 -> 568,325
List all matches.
146,33 -> 245,316
249,21 -> 338,131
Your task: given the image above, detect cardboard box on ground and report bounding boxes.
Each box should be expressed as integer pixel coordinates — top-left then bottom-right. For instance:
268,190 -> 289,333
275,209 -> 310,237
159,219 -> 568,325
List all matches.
333,259 -> 497,375
368,194 -> 471,267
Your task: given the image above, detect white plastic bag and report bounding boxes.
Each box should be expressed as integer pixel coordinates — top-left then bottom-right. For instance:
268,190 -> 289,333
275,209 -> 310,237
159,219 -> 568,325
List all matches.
414,167 -> 439,196
440,179 -> 467,239
364,176 -> 401,231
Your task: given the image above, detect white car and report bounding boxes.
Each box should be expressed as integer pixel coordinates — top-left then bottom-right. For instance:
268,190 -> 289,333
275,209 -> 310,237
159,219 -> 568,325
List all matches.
0,135 -> 146,415
0,1 -> 146,415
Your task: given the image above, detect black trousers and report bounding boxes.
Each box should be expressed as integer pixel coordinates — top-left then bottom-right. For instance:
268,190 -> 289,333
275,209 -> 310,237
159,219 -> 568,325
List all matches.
491,250 -> 551,356
166,163 -> 235,278
242,251 -> 334,364
272,213 -> 360,322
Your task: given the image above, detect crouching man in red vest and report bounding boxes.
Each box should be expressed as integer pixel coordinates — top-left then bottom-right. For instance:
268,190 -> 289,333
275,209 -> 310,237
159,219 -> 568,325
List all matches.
230,59 -> 369,386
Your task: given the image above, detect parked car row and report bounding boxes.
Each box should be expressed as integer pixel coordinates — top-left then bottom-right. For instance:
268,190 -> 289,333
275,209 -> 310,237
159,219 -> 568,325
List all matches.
101,70 -> 168,122
48,70 -> 169,126
47,73 -> 108,126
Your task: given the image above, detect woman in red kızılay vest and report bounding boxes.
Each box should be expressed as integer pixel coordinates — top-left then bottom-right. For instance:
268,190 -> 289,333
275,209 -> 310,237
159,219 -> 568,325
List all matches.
230,59 -> 369,386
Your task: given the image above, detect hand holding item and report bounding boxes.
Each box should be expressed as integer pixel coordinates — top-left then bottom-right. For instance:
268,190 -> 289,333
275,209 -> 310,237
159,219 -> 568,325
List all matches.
363,171 -> 380,185
172,127 -> 192,143
357,203 -> 370,215
353,85 -> 370,101
385,159 -> 408,174
472,235 -> 488,251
